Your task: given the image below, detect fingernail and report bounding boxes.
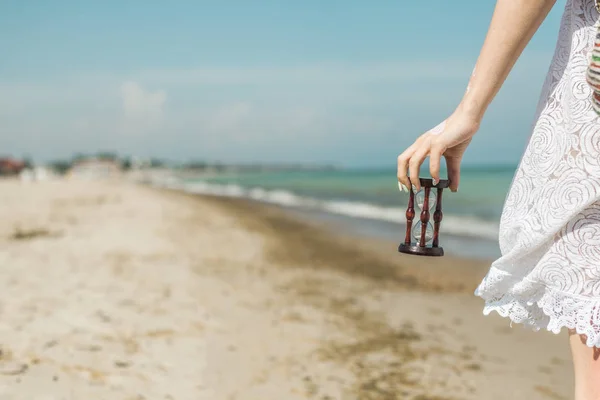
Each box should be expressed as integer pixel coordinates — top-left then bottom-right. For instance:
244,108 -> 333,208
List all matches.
412,184 -> 418,192
432,178 -> 438,186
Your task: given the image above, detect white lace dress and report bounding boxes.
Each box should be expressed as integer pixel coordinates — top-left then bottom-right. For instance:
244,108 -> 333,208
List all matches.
475,0 -> 600,348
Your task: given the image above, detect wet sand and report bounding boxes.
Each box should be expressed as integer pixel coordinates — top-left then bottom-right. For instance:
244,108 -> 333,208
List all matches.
0,178 -> 574,399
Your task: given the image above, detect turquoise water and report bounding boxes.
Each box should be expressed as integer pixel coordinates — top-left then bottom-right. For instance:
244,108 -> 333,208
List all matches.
164,165 -> 517,259
189,165 -> 515,222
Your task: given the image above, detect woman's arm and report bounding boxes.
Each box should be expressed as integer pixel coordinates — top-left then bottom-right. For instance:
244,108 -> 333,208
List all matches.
460,0 -> 557,120
397,0 -> 557,193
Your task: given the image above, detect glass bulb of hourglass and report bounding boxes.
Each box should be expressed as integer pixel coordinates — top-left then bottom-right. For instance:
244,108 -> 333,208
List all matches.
412,221 -> 434,243
416,189 -> 437,211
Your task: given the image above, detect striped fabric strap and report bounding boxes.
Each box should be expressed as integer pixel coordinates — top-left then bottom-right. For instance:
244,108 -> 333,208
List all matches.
591,1 -> 600,115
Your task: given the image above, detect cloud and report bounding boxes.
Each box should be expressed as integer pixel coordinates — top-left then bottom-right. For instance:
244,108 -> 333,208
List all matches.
134,60 -> 475,86
205,102 -> 253,134
120,81 -> 166,135
0,55 -> 549,163
167,99 -> 400,161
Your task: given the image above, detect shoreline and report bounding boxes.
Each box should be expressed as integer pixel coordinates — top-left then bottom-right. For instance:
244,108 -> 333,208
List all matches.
176,190 -> 494,294
164,173 -> 503,259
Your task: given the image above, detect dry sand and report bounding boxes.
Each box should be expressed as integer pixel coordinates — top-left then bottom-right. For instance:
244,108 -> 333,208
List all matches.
0,178 -> 574,399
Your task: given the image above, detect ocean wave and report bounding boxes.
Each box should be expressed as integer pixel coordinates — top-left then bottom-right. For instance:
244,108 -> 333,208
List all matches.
151,177 -> 499,241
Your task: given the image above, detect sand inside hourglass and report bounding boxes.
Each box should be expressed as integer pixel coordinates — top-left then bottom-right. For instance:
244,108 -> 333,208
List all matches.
412,220 -> 434,243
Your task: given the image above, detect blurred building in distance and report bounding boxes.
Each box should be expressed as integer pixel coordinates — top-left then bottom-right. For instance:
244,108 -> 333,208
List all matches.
66,157 -> 122,180
0,157 -> 26,176
19,166 -> 55,183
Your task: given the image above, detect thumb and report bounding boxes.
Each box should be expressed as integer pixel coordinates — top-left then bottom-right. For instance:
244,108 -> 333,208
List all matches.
446,156 -> 462,192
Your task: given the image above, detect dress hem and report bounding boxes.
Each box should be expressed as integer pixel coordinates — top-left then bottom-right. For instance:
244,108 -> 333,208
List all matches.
475,267 -> 600,348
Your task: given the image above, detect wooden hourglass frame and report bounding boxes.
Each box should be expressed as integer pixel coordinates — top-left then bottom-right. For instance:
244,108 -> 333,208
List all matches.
398,178 -> 450,257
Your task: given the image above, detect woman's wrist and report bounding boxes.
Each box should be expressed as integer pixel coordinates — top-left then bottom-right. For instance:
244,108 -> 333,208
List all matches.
455,99 -> 486,127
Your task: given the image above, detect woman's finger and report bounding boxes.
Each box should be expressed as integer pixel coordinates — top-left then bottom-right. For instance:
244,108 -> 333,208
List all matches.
429,141 -> 445,185
397,142 -> 418,192
409,142 -> 431,192
446,156 -> 461,192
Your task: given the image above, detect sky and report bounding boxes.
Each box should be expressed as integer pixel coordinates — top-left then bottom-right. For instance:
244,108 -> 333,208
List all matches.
0,0 -> 567,167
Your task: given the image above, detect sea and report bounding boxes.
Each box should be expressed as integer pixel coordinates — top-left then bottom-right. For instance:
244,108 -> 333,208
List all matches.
156,165 -> 517,261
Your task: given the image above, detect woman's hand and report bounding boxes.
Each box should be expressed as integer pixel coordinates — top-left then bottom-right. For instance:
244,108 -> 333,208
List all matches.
397,109 -> 480,193
395,0 -> 556,194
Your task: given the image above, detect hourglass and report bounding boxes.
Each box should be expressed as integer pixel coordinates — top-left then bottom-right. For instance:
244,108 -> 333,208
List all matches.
398,178 -> 450,257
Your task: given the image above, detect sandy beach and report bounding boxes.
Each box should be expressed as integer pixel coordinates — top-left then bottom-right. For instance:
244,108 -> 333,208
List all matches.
0,178 -> 574,399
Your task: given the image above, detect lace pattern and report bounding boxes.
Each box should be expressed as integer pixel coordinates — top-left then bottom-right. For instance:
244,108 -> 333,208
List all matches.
475,0 -> 600,347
